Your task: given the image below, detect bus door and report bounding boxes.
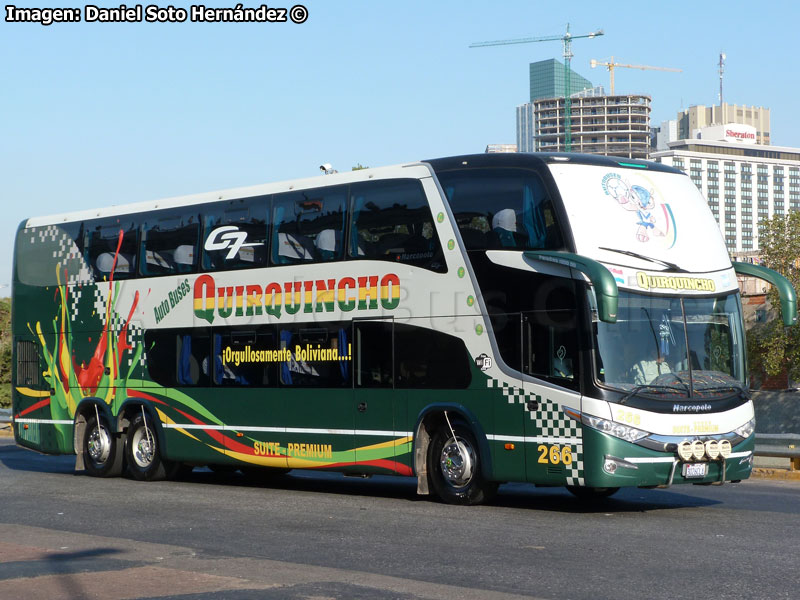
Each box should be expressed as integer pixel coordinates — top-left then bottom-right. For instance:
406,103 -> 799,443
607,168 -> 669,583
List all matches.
521,281 -> 583,484
278,323 -> 354,471
352,318 -> 404,474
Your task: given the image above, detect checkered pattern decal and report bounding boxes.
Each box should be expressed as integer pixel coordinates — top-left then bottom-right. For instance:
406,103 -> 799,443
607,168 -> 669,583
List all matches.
32,225 -> 93,286
489,379 -> 585,486
25,224 -> 147,370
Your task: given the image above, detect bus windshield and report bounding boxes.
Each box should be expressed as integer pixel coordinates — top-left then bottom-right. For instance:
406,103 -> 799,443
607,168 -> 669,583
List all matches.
593,289 -> 746,399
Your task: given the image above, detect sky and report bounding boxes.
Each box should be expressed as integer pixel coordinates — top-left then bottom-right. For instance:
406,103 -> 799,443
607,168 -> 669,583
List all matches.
2,0 -> 799,291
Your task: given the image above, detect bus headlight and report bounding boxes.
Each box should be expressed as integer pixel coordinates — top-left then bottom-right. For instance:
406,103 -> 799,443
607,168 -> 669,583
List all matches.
691,440 -> 706,461
705,440 -> 720,460
582,415 -> 649,443
734,418 -> 755,439
677,441 -> 694,461
718,439 -> 732,458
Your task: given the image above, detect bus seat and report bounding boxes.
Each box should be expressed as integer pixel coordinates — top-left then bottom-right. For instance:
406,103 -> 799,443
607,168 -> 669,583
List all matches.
96,252 -> 132,275
315,229 -> 340,261
491,209 -> 518,248
142,250 -> 174,275
173,245 -> 195,266
276,232 -> 316,263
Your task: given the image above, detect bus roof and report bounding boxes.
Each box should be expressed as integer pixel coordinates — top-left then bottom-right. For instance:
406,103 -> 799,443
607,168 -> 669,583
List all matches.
424,152 -> 684,175
21,153 -> 683,228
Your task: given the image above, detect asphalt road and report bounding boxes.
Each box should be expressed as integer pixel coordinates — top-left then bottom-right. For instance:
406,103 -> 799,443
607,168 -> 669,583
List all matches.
0,437 -> 798,600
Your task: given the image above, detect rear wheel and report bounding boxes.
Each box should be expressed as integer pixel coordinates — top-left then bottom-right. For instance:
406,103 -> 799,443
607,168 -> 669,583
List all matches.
427,419 -> 497,505
125,413 -> 170,481
83,414 -> 123,477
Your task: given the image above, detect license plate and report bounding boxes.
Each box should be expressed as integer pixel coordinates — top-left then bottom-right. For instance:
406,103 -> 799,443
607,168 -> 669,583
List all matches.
682,463 -> 708,478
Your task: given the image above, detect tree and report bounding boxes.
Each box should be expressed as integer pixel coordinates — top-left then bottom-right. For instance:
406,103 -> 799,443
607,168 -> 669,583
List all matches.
0,298 -> 10,407
351,164 -> 368,171
747,211 -> 800,386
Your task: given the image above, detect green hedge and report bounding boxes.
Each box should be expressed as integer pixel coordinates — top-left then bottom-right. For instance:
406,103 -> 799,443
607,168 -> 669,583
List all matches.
0,298 -> 10,408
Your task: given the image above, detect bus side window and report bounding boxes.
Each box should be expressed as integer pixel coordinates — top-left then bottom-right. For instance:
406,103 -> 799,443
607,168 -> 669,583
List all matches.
278,323 -> 350,387
354,321 -> 393,388
212,326 -> 277,387
271,186 -> 347,266
202,196 -> 270,271
394,323 -> 471,389
15,222 -> 86,287
144,329 -> 211,387
140,211 -> 200,276
348,179 -> 447,273
86,219 -> 139,281
437,168 -> 564,251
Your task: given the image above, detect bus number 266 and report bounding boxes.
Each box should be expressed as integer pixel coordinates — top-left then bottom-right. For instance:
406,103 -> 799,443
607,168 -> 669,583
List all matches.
537,444 -> 573,465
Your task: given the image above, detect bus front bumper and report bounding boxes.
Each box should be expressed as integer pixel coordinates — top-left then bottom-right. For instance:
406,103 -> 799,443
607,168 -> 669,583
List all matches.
580,426 -> 755,489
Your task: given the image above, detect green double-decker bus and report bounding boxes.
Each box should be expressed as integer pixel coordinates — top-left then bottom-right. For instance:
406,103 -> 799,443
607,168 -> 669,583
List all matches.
12,153 -> 797,504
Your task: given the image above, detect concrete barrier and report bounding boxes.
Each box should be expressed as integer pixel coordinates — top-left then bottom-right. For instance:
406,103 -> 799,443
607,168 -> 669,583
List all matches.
751,390 -> 800,434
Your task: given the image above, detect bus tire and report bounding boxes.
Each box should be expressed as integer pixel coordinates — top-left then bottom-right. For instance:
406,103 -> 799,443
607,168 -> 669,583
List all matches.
125,414 -> 169,481
427,420 -> 497,505
566,485 -> 619,500
83,414 -> 124,477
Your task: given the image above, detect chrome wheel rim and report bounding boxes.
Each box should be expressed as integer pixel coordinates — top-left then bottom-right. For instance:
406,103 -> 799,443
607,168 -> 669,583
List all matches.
439,436 -> 475,488
87,423 -> 111,465
131,426 -> 155,468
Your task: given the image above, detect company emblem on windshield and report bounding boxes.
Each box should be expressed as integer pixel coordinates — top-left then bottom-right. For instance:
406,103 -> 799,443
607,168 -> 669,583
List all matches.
601,172 -> 677,249
205,226 -> 263,260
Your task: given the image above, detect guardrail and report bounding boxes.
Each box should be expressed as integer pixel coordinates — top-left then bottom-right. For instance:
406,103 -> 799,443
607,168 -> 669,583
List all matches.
755,433 -> 800,470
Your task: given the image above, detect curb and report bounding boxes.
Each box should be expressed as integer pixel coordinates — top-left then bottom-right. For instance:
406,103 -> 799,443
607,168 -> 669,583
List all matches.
751,467 -> 800,481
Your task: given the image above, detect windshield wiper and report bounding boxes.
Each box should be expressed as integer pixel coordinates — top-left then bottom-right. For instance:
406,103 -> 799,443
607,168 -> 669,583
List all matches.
619,382 -> 690,405
599,247 -> 687,273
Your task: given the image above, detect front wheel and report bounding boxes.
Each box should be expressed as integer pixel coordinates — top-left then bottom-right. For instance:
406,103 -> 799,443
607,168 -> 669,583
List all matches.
427,420 -> 497,505
83,414 -> 124,477
125,413 -> 170,481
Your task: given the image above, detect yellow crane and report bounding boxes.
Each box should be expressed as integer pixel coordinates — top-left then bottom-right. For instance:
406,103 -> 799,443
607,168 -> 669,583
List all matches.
589,57 -> 681,95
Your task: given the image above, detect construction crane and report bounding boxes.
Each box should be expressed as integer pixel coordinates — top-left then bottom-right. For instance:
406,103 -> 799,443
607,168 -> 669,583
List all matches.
589,56 -> 681,95
470,23 -> 604,152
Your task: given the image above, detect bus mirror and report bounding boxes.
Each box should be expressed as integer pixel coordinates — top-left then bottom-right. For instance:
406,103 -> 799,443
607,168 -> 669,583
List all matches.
524,251 -> 618,324
732,262 -> 798,327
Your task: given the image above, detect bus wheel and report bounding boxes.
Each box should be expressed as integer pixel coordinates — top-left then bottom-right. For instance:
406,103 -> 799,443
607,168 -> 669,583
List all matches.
125,414 -> 168,481
83,414 -> 123,477
566,486 -> 620,500
427,420 -> 497,505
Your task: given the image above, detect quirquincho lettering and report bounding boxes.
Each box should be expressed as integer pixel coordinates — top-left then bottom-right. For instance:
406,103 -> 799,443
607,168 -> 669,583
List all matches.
636,272 -> 716,292
193,273 -> 401,324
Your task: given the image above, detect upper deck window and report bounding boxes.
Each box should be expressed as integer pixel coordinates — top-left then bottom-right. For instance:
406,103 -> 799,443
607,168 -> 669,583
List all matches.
271,186 -> 347,265
348,179 -> 446,273
141,210 -> 200,276
436,168 -> 563,251
87,218 -> 139,280
203,196 -> 270,271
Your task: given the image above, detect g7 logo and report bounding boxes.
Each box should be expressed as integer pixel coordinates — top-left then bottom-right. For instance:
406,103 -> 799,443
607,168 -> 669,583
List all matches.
204,226 -> 262,260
